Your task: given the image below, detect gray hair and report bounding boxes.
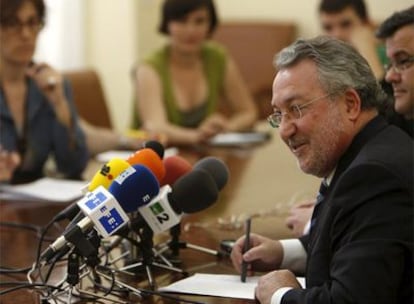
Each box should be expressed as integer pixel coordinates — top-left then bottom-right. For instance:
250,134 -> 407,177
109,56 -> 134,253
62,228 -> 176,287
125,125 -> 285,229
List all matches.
274,36 -> 387,110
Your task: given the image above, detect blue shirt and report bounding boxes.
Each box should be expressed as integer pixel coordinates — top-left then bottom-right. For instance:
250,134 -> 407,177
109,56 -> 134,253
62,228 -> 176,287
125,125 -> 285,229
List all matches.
0,78 -> 89,184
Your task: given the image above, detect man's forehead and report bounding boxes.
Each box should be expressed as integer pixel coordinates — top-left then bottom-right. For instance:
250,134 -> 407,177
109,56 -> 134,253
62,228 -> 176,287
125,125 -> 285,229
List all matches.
274,62 -> 319,88
320,7 -> 362,23
386,25 -> 414,57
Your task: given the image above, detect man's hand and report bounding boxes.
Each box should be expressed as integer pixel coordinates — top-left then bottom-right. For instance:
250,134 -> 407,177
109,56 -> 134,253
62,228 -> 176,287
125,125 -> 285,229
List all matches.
255,270 -> 302,304
231,233 -> 284,274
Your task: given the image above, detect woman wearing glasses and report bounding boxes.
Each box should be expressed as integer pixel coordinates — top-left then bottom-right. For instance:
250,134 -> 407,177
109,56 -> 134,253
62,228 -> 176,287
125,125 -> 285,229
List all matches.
0,0 -> 88,184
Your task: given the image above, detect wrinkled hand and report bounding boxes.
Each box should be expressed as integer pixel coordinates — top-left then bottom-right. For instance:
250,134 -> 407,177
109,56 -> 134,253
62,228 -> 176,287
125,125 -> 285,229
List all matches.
230,233 -> 283,275
255,270 -> 302,304
285,199 -> 316,237
0,148 -> 21,182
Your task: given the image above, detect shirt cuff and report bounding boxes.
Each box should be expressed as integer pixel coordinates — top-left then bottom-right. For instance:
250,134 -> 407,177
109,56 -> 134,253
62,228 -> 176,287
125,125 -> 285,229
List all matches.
271,287 -> 293,304
303,219 -> 311,235
279,239 -> 307,273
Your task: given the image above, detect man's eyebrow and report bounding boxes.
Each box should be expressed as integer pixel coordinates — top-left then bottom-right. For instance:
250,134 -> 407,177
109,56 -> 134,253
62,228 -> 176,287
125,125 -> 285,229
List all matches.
392,50 -> 411,58
273,94 -> 302,110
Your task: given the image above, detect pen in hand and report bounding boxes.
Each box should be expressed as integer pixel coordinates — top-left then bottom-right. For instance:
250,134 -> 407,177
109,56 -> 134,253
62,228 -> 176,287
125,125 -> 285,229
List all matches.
241,217 -> 251,282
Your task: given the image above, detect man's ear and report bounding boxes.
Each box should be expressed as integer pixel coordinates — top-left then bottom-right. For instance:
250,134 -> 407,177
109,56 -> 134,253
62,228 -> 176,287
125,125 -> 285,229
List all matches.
343,88 -> 361,121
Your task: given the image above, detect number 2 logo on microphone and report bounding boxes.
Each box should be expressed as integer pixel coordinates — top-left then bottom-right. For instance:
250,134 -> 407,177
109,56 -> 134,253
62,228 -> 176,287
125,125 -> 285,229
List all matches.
150,202 -> 170,224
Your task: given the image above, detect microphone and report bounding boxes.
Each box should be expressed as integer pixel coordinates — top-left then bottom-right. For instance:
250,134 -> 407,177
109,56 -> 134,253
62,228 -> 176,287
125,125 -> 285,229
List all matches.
52,158 -> 131,222
193,156 -> 229,190
138,166 -> 223,234
53,148 -> 165,222
87,158 -> 131,191
126,148 -> 166,183
160,155 -> 192,186
143,140 -> 165,159
41,164 -> 160,262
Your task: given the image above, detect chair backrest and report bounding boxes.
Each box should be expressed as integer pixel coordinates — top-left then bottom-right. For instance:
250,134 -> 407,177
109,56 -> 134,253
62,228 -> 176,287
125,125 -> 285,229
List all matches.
213,22 -> 297,119
63,69 -> 112,128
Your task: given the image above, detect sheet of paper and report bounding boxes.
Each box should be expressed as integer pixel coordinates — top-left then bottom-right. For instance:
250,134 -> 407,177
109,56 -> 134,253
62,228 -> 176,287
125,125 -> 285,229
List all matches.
207,131 -> 271,147
95,147 -> 178,163
159,273 -> 306,300
159,273 -> 259,300
0,177 -> 86,203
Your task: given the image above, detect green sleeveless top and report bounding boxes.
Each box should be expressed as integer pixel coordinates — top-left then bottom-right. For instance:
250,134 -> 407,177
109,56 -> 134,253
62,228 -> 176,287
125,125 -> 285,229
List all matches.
132,42 -> 227,128
376,44 -> 388,66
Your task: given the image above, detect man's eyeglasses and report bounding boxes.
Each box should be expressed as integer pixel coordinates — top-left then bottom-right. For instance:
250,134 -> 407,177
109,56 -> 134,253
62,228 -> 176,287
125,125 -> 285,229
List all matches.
1,18 -> 43,34
267,93 -> 333,128
384,56 -> 414,74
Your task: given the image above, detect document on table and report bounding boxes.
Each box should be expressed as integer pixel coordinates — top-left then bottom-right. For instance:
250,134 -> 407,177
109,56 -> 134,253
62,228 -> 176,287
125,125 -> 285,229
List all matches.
159,273 -> 259,300
95,147 -> 178,163
207,131 -> 271,147
159,273 -> 306,300
0,177 -> 86,203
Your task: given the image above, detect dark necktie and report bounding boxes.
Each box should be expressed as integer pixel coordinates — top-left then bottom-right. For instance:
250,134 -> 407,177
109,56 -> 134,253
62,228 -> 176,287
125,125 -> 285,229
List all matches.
309,181 -> 328,233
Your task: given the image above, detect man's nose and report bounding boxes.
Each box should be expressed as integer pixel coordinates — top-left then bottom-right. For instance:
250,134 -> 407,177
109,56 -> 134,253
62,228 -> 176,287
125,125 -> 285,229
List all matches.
278,118 -> 296,142
385,68 -> 401,84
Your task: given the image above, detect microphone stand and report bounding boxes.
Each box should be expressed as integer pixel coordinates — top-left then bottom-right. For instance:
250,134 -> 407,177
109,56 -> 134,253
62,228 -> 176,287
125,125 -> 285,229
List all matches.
117,217 -> 186,289
155,223 -> 221,264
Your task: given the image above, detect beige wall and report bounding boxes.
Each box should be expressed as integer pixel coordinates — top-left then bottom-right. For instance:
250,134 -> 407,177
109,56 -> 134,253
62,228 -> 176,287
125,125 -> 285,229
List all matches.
85,0 -> 412,131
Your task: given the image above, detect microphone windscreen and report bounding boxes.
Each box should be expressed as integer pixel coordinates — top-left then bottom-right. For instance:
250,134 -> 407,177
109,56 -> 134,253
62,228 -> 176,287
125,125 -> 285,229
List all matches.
160,155 -> 192,186
126,148 -> 166,182
109,164 -> 160,213
193,157 -> 229,190
169,169 -> 218,214
144,140 -> 164,159
88,158 -> 130,191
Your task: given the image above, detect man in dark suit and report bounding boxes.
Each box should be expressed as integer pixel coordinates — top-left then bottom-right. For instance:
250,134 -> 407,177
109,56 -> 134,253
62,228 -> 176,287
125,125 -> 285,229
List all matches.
285,5 -> 413,241
230,36 -> 413,303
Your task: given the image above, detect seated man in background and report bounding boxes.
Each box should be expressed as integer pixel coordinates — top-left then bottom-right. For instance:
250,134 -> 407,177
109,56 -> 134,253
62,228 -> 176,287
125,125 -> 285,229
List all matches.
376,5 -> 414,137
231,36 -> 413,304
133,0 -> 258,146
318,0 -> 387,80
0,0 -> 88,184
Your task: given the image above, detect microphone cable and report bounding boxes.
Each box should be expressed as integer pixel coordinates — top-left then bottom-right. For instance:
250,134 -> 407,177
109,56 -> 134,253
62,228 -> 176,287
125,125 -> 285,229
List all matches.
0,281 -> 63,296
0,221 -> 54,275
96,265 -> 208,304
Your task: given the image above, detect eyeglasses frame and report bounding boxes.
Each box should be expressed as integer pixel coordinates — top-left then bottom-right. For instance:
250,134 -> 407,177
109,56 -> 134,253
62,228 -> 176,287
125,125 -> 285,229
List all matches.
384,56 -> 414,74
267,92 -> 334,128
0,17 -> 44,35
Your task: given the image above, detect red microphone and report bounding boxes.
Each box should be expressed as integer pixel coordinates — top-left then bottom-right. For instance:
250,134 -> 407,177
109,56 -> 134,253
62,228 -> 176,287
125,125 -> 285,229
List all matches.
160,155 -> 192,186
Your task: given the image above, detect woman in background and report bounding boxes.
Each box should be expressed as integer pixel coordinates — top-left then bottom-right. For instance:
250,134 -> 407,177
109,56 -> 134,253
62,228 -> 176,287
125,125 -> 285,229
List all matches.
133,0 -> 258,146
0,0 -> 88,184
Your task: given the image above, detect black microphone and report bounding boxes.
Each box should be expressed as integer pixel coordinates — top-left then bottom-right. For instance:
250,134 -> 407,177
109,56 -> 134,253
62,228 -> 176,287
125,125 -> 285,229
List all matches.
138,158 -> 228,234
193,156 -> 229,190
143,140 -> 164,159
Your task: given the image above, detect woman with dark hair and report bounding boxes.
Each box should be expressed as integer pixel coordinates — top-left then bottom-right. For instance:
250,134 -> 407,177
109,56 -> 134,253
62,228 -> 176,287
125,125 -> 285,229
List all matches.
0,0 -> 89,184
133,0 -> 258,146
